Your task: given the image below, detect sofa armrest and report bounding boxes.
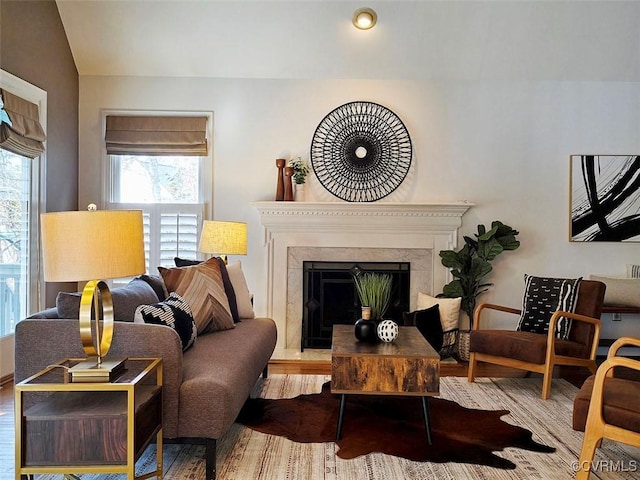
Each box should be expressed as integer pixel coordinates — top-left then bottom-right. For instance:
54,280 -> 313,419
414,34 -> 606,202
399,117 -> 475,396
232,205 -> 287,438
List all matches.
14,318 -> 184,437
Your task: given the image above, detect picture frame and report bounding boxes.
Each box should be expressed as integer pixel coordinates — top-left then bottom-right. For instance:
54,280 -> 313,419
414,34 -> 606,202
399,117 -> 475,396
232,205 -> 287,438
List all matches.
570,155 -> 640,242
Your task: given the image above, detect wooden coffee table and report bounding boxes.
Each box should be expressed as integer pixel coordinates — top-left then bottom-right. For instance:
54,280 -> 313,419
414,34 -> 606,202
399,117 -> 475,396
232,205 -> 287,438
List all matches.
331,325 -> 440,444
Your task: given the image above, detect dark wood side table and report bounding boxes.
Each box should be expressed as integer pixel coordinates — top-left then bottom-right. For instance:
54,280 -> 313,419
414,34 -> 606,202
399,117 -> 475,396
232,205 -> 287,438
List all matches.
331,325 -> 440,444
15,357 -> 163,480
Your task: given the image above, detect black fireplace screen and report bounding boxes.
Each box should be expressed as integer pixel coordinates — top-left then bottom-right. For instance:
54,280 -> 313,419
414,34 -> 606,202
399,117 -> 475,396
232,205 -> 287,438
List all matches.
302,261 -> 410,350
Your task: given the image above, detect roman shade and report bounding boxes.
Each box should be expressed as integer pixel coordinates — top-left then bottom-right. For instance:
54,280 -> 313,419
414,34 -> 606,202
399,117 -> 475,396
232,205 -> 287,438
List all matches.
105,115 -> 208,156
0,89 -> 46,159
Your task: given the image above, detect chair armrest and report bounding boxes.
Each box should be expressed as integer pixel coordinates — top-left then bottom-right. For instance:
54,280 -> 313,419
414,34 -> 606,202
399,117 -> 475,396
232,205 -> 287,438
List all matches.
472,303 -> 521,330
547,311 -> 602,360
608,336 -> 640,358
588,356 -> 640,413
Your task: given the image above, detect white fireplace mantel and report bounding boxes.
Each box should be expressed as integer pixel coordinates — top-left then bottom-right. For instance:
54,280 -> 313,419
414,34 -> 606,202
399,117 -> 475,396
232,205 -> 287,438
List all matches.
251,202 -> 473,350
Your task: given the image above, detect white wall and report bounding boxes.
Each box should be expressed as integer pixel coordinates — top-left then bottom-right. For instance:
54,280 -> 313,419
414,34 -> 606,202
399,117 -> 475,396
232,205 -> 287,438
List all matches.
78,76 -> 640,334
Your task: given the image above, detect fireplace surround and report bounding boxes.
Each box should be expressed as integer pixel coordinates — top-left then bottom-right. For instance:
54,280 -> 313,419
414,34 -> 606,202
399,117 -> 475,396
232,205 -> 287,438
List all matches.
252,202 -> 473,351
302,260 -> 411,350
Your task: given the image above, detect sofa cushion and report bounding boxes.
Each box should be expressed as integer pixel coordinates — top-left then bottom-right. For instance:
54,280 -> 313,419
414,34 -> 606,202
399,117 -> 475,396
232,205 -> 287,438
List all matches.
227,261 -> 255,319
404,305 -> 444,353
416,293 -> 460,333
470,329 -> 590,364
56,277 -> 160,322
416,293 -> 460,355
589,275 -> 640,307
175,257 -> 240,323
134,292 -> 197,351
516,274 -> 582,340
137,274 -> 168,301
174,257 -> 201,267
159,257 -> 234,334
573,374 -> 640,433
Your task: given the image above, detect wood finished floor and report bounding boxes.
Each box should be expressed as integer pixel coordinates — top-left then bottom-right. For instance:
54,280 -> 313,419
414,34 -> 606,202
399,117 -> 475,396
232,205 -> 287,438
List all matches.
1,360 -> 593,479
0,381 -> 14,479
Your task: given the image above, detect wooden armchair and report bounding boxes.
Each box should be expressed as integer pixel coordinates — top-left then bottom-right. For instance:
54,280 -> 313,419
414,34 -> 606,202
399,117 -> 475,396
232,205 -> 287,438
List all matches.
572,337 -> 640,480
467,279 -> 606,400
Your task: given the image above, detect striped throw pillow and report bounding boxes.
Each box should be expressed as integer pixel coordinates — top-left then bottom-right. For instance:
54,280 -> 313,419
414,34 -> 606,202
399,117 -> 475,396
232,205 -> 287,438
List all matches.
159,257 -> 234,334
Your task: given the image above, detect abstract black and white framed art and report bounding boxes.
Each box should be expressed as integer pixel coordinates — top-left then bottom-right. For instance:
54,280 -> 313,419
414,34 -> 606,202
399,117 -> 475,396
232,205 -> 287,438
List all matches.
570,155 -> 640,242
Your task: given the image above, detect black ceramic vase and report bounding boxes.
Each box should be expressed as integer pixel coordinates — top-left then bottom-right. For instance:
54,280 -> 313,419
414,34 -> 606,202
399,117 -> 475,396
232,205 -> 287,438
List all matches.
354,318 -> 379,342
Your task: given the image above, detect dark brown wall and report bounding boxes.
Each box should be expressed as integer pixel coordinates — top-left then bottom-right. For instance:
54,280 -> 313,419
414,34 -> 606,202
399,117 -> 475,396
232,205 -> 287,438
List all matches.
0,0 -> 79,305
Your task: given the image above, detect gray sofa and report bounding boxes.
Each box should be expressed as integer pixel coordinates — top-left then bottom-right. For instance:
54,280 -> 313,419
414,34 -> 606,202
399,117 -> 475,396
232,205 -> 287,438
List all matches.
14,276 -> 277,480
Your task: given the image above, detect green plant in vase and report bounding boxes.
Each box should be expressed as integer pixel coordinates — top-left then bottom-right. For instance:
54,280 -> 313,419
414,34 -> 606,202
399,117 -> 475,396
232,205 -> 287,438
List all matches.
289,157 -> 310,201
354,272 -> 392,320
289,157 -> 309,184
353,272 -> 392,342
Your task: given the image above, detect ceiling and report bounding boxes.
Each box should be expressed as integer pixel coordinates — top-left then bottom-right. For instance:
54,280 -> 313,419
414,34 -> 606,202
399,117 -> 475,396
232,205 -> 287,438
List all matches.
55,0 -> 640,81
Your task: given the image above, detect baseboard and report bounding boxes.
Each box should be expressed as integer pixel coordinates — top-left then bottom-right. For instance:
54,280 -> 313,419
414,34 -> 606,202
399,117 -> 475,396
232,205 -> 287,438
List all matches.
0,373 -> 13,387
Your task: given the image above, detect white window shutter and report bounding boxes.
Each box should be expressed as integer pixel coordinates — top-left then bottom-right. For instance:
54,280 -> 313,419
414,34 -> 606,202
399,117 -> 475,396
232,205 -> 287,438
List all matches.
159,209 -> 200,267
107,202 -> 203,274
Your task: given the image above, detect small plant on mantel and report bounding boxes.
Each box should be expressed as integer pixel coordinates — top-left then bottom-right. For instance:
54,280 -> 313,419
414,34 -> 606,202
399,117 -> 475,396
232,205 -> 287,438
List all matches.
289,157 -> 310,184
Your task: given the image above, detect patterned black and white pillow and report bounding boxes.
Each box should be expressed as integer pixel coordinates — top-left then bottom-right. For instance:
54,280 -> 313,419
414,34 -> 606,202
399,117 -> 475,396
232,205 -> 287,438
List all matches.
516,275 -> 582,340
627,264 -> 640,278
134,293 -> 197,351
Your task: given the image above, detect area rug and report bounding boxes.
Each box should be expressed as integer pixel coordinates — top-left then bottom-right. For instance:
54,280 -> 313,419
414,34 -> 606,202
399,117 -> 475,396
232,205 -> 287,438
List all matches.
237,381 -> 554,469
23,375 -> 640,480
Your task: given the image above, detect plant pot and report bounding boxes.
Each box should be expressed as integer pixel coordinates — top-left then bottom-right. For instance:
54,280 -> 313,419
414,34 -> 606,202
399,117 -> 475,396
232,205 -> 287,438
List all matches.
457,330 -> 471,361
354,318 -> 379,342
294,183 -> 306,201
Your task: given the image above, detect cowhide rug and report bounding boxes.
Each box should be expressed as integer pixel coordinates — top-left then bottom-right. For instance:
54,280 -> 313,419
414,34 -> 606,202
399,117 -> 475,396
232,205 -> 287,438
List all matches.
237,381 -> 555,469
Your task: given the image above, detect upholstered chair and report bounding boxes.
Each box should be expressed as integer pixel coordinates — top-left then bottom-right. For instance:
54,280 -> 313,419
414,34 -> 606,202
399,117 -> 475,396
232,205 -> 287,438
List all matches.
467,279 -> 606,400
572,337 -> 640,480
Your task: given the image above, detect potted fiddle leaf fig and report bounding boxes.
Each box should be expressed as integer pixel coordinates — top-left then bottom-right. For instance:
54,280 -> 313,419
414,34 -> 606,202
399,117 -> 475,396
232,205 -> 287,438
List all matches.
439,220 -> 520,327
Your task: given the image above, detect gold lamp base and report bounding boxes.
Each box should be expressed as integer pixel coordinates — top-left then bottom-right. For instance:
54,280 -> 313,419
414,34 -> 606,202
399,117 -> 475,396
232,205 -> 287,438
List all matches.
72,279 -> 127,383
69,357 -> 126,383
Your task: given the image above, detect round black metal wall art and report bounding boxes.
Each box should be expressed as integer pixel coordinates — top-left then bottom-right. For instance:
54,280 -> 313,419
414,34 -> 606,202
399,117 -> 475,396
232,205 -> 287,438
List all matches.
310,101 -> 412,202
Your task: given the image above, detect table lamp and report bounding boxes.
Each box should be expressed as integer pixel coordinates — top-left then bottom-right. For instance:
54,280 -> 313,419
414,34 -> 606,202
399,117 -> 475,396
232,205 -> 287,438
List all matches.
198,220 -> 247,263
40,207 -> 145,382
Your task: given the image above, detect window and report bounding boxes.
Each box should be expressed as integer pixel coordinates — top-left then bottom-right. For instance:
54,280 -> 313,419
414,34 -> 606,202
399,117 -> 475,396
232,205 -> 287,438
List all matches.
107,155 -> 204,270
0,150 -> 32,335
104,114 -> 212,275
0,71 -> 46,338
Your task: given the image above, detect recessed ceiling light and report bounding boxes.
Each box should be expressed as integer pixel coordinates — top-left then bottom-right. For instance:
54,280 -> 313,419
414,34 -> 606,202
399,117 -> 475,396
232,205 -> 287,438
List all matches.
352,7 -> 377,30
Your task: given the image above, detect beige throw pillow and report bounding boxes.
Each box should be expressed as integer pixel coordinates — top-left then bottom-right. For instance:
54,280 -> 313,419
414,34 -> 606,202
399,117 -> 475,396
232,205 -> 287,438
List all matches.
227,261 -> 255,319
159,257 -> 234,334
590,275 -> 640,307
416,292 -> 461,332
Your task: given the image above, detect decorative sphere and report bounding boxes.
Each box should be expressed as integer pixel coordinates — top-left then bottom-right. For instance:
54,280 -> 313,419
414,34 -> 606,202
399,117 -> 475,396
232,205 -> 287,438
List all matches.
377,320 -> 399,343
